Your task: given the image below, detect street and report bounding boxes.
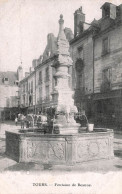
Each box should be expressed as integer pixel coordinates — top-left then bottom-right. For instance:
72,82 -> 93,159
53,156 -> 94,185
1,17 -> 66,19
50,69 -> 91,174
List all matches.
0,121 -> 122,172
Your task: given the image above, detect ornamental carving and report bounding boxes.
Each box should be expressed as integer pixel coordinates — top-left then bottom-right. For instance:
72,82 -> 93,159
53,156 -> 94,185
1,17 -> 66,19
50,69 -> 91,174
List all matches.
26,141 -> 65,161
77,141 -> 88,159
88,142 -> 99,156
27,142 -> 48,160
77,138 -> 109,161
48,142 -> 65,160
99,139 -> 108,156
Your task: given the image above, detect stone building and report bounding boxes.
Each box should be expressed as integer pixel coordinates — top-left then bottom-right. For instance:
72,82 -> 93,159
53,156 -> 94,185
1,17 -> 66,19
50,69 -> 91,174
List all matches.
93,2 -> 122,127
0,69 -> 20,120
70,2 -> 122,127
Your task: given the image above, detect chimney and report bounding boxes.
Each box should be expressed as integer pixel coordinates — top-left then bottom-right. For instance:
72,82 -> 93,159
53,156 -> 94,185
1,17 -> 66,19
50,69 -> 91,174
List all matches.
32,59 -> 37,69
101,2 -> 116,20
74,6 -> 85,37
118,4 -> 122,20
47,33 -> 55,55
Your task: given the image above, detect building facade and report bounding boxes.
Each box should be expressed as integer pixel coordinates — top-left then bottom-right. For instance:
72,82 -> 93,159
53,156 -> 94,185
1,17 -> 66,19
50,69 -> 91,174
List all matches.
70,2 -> 122,127
0,70 -> 20,120
93,2 -> 122,127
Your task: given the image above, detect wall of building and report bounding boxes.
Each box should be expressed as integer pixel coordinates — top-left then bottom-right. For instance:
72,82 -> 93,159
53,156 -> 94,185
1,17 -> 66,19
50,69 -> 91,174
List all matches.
19,58 -> 55,113
70,33 -> 93,114
93,23 -> 122,127
0,85 -> 19,108
36,60 -> 54,106
94,25 -> 122,93
71,35 -> 93,94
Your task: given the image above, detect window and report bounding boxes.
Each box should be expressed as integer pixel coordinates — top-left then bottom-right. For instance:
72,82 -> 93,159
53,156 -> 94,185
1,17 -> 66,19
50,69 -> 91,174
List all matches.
46,85 -> 49,99
29,95 -> 32,106
14,81 -> 19,86
4,78 -> 8,81
31,81 -> 33,93
25,83 -> 28,92
45,67 -> 49,82
3,77 -> 9,84
103,7 -> 110,17
39,87 -> 42,101
28,83 -> 30,94
23,85 -> 25,92
39,71 -> 42,84
39,71 -> 42,81
102,68 -> 111,82
102,37 -> 109,55
77,46 -> 83,59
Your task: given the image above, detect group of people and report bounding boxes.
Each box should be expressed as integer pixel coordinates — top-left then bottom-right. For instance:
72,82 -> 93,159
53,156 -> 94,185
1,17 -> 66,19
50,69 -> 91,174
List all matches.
14,113 -> 48,129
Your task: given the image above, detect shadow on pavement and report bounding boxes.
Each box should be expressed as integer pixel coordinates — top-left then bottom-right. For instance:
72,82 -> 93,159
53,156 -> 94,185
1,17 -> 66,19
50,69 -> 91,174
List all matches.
4,162 -> 35,171
114,165 -> 122,169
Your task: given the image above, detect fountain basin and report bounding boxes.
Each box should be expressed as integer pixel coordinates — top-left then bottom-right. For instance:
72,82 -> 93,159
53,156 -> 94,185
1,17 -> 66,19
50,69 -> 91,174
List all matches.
5,128 -> 114,164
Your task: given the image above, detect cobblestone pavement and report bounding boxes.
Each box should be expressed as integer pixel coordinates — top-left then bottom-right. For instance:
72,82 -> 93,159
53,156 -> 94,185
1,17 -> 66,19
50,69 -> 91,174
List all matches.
0,121 -> 122,172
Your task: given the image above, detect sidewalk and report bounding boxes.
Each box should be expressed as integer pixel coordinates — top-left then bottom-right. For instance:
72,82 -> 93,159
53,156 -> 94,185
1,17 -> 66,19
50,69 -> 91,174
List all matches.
0,121 -> 21,139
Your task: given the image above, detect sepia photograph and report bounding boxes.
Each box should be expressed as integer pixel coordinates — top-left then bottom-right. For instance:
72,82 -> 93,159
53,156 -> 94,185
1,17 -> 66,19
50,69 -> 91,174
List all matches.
0,0 -> 122,193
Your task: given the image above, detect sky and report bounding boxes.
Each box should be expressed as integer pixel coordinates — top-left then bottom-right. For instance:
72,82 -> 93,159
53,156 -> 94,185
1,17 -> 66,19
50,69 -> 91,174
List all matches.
0,0 -> 121,73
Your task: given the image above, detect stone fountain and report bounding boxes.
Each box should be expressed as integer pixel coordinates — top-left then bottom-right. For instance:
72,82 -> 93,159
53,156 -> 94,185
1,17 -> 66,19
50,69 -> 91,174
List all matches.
51,14 -> 80,135
5,15 -> 114,165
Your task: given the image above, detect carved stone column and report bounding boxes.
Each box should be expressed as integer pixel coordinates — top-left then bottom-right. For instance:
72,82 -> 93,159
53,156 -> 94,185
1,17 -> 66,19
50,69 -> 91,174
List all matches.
52,15 -> 80,134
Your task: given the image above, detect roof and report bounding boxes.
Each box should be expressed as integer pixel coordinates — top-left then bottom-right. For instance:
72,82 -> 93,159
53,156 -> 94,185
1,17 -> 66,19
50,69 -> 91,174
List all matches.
100,2 -> 116,9
0,71 -> 18,85
42,28 -> 74,62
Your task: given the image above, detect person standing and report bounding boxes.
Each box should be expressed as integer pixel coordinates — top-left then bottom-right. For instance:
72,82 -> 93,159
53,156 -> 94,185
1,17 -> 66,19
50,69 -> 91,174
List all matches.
15,117 -> 18,126
21,114 -> 25,129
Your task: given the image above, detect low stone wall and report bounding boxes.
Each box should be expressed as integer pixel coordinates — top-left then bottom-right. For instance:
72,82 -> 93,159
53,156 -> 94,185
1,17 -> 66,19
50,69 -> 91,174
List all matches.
5,129 -> 114,164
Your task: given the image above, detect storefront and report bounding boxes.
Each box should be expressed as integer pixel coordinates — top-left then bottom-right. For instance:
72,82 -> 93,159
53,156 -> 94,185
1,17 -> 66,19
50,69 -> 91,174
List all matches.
93,89 -> 122,128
